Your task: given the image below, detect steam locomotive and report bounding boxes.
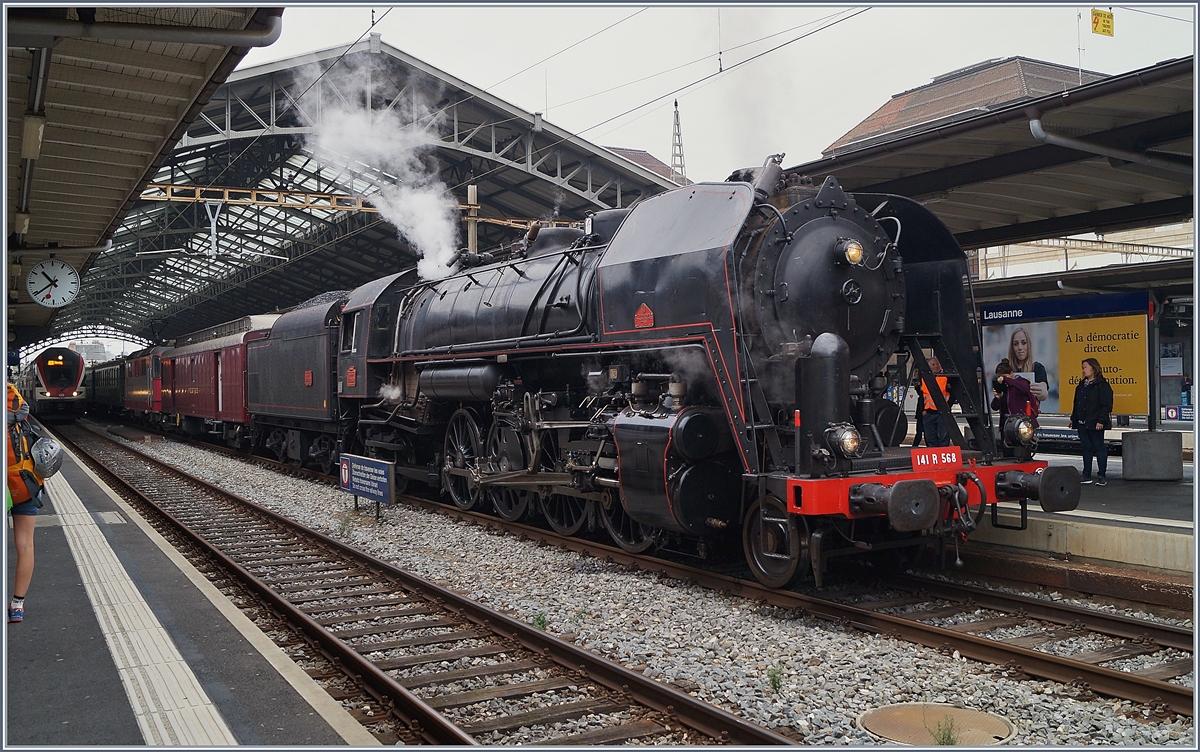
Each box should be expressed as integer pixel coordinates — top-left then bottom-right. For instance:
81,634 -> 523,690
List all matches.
94,155 -> 1081,587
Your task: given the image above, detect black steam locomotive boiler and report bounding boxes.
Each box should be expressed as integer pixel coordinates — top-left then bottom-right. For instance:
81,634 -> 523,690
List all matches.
325,154 -> 1079,587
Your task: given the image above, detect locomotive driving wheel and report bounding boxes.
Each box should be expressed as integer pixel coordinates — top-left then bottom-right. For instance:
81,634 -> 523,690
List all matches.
599,490 -> 657,553
743,495 -> 810,588
443,409 -> 483,510
540,493 -> 589,536
532,431 -> 589,535
482,420 -> 532,522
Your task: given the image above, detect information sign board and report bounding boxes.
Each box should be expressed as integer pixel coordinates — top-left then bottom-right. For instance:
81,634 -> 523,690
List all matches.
338,453 -> 395,506
1164,405 -> 1195,422
1092,8 -> 1114,36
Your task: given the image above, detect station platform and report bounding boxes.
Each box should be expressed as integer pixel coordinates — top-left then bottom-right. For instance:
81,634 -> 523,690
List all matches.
973,451 -> 1194,576
4,444 -> 377,746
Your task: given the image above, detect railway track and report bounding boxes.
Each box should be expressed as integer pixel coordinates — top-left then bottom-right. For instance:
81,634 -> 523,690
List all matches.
410,501 -> 1195,717
92,421 -> 1195,718
57,423 -> 795,746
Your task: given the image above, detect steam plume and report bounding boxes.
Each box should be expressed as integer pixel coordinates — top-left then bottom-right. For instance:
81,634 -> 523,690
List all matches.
296,57 -> 459,279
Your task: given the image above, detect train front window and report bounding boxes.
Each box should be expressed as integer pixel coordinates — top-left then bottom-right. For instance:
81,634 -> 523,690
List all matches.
45,363 -> 77,387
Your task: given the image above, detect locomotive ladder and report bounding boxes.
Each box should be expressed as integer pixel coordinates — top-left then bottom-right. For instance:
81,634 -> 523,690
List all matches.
902,333 -> 997,457
735,338 -> 787,472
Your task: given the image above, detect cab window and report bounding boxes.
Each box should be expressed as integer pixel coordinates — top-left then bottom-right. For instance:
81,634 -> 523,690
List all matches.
341,311 -> 359,353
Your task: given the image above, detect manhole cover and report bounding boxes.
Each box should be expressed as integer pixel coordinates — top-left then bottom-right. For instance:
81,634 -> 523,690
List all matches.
857,703 -> 1015,746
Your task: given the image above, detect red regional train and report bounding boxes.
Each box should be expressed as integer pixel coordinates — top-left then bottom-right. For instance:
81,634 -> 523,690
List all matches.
18,346 -> 86,421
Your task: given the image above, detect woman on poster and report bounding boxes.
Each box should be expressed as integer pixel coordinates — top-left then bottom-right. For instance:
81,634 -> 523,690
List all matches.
1007,326 -> 1050,402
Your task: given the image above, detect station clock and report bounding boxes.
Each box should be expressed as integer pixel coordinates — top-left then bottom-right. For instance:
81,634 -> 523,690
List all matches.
25,258 -> 80,308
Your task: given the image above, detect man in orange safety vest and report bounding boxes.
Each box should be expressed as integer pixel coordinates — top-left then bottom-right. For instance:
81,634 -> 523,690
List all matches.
918,358 -> 952,447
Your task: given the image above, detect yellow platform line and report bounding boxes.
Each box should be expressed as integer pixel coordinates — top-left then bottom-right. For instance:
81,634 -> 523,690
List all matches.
44,472 -> 238,746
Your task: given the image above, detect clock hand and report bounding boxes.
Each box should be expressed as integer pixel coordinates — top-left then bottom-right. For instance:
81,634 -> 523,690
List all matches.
42,271 -> 57,285
32,281 -> 54,296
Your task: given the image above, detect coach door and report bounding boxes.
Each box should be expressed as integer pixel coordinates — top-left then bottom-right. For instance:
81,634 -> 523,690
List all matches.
216,351 -> 223,413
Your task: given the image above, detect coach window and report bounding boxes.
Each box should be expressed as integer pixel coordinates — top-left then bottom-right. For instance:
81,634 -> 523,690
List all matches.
341,311 -> 359,353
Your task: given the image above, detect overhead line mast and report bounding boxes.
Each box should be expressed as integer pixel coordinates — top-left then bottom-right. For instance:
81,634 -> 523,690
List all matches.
671,100 -> 687,185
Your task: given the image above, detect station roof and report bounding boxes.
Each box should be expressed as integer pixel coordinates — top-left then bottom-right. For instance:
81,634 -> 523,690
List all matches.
6,7 -> 283,346
35,35 -> 678,346
789,56 -> 1193,250
971,257 -> 1193,305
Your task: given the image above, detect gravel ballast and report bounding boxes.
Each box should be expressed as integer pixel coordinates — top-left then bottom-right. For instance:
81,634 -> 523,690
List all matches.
108,435 -> 1194,745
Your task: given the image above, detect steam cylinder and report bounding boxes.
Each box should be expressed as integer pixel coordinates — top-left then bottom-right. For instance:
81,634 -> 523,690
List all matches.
797,332 -> 851,442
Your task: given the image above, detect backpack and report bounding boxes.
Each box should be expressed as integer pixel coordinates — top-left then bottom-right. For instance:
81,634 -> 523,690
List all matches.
6,387 -> 45,506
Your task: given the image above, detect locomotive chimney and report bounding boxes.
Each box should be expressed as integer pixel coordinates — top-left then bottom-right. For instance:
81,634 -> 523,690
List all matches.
796,332 -> 851,475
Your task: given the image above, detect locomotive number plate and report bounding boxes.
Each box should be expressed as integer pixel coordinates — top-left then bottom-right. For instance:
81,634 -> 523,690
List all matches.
910,446 -> 962,470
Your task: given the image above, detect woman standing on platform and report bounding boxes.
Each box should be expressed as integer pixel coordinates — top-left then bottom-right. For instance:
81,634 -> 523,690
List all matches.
6,381 -> 41,623
1069,358 -> 1114,487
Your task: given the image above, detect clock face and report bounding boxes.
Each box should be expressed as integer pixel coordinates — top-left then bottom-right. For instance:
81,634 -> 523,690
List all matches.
25,258 -> 81,308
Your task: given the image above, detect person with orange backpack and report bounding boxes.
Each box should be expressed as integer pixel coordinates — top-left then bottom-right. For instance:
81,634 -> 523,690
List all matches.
7,381 -> 46,623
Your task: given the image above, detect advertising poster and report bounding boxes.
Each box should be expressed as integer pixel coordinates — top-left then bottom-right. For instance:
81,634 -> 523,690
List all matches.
982,321 -> 1060,412
1057,314 -> 1148,414
982,314 -> 1148,416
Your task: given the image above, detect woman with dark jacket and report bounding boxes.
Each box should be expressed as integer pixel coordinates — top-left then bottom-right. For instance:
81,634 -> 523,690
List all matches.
1069,358 -> 1114,486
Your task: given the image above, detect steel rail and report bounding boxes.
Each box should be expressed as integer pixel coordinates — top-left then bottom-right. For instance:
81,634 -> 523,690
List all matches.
405,502 -> 1195,717
887,574 -> 1193,651
70,424 -> 796,746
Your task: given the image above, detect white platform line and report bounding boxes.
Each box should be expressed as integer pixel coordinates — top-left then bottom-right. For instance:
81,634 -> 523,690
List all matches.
62,436 -> 380,746
996,506 -> 1194,530
1057,508 -> 1194,529
45,472 -> 239,746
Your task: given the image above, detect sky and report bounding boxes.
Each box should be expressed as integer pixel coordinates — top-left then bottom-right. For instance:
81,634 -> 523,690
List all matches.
238,3 -> 1196,182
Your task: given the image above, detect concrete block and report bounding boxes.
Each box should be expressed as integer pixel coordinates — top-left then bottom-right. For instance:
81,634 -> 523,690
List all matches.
1121,431 -> 1184,480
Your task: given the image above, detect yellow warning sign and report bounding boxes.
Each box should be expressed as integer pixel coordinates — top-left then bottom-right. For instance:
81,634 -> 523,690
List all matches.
1092,8 -> 1114,36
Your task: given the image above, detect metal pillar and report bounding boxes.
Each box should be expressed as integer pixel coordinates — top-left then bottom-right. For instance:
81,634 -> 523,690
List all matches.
1147,290 -> 1160,431
467,184 -> 478,254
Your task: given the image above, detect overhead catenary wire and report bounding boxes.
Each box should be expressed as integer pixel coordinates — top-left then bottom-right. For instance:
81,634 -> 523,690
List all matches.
1115,6 -> 1194,22
485,7 -> 648,91
431,7 -> 871,199
549,7 -> 855,112
576,9 -> 870,137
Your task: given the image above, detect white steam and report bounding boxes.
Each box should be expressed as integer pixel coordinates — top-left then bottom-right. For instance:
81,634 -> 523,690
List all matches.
379,383 -> 404,401
296,58 -> 459,279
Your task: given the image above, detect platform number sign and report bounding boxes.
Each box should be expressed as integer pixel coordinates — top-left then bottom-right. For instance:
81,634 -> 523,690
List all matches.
1091,8 -> 1114,36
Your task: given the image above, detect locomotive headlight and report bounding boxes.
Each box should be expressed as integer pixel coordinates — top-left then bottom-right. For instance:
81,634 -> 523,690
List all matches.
838,237 -> 865,265
1002,416 -> 1036,446
826,423 -> 864,458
